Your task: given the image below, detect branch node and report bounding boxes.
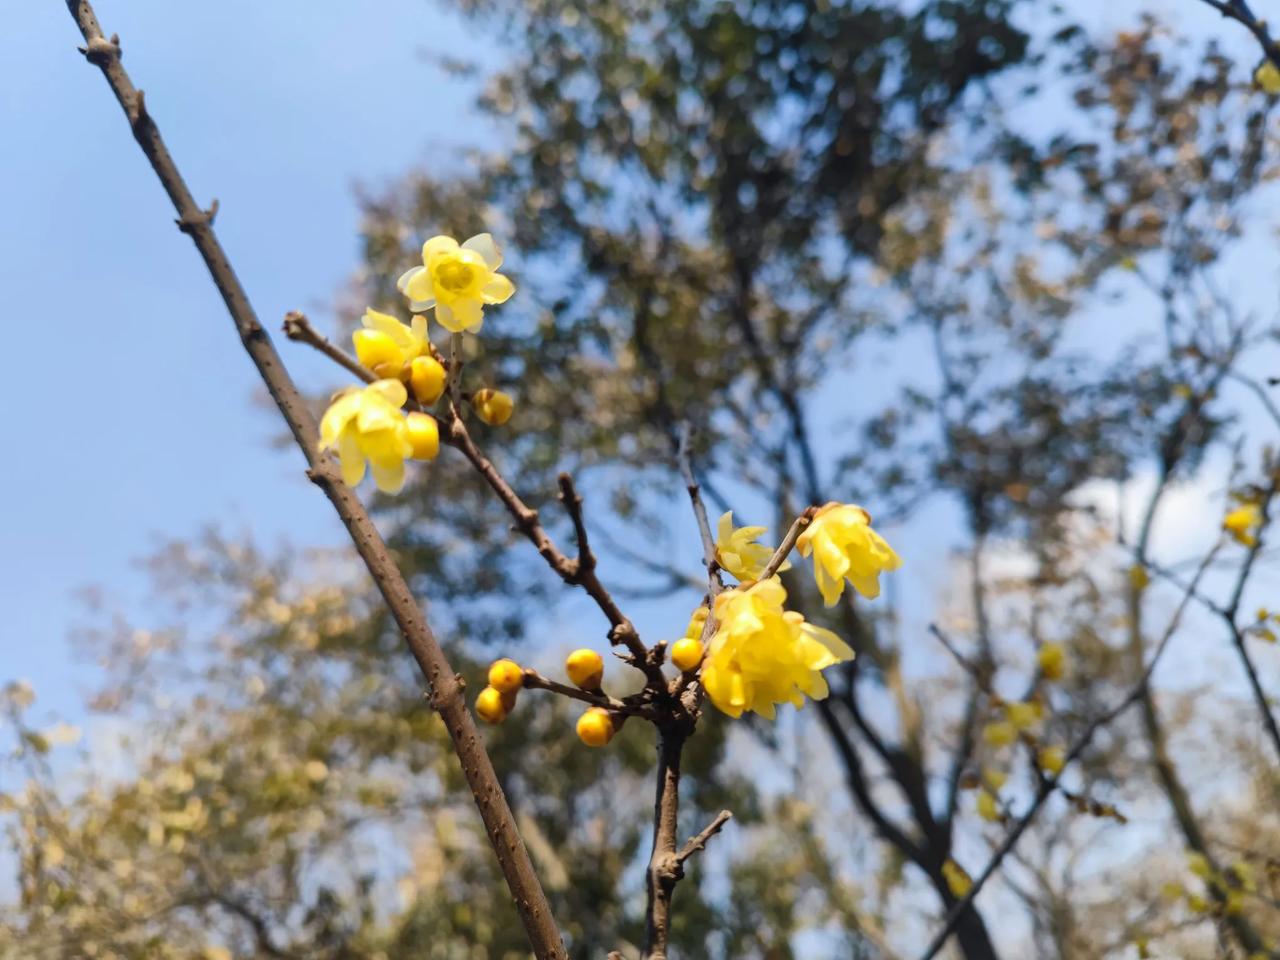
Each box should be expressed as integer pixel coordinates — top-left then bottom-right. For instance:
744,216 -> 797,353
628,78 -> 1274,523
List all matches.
176,197 -> 219,235
675,810 -> 733,865
81,33 -> 120,65
128,89 -> 148,128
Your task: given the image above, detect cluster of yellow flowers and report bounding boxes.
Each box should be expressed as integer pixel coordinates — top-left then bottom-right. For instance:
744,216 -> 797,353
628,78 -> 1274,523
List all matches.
1160,852 -> 1260,924
970,641 -> 1070,824
698,503 -> 899,719
319,234 -> 517,493
474,504 -> 901,740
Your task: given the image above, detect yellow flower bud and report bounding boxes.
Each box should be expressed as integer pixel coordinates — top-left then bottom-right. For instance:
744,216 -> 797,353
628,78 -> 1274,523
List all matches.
472,388 -> 514,426
487,658 -> 524,695
1037,642 -> 1066,682
1038,745 -> 1066,775
982,767 -> 1008,791
405,412 -> 440,461
1187,852 -> 1212,879
976,789 -> 1000,822
565,649 -> 604,690
1004,700 -> 1042,732
576,707 -> 615,747
1186,893 -> 1209,914
475,686 -> 508,724
670,638 -> 704,673
942,858 -> 972,897
410,355 -> 447,404
353,329 -> 404,376
685,606 -> 709,639
983,720 -> 1017,748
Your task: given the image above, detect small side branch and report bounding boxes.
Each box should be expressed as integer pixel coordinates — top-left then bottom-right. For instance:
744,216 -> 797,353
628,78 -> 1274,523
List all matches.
757,506 -> 816,582
675,809 -> 732,865
521,668 -> 656,719
283,311 -> 376,384
676,422 -> 724,596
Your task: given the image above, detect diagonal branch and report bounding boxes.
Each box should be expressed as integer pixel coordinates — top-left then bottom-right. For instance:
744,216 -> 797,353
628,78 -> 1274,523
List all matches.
60,5 -> 566,957
281,311 -> 662,686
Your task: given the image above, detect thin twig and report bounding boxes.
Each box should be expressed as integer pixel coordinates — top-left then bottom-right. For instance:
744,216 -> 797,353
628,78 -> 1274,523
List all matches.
1194,0 -> 1280,69
283,311 -> 374,384
917,536 -> 1225,960
757,506 -> 817,581
676,422 -> 724,596
675,810 -> 733,864
521,668 -> 655,718
61,6 -> 566,956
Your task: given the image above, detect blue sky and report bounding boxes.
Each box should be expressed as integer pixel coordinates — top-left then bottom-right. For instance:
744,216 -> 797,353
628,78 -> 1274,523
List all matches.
0,0 -> 493,721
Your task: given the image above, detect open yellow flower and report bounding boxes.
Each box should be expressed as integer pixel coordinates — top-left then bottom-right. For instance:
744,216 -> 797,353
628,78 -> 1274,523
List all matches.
796,503 -> 901,606
701,576 -> 853,719
1224,502 -> 1263,547
397,233 -> 515,334
319,379 -> 414,493
352,308 -> 429,378
715,511 -> 787,581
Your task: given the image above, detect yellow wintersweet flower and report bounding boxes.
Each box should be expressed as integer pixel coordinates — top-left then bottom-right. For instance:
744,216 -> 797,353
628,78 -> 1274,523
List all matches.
319,379 -> 414,493
1224,502 -> 1263,547
976,789 -> 1000,822
1256,59 -> 1280,94
1038,745 -> 1066,775
472,388 -> 515,426
397,233 -> 515,334
796,502 -> 901,606
714,511 -> 787,581
1037,642 -> 1067,681
352,308 -> 429,378
942,858 -> 972,897
701,576 -> 853,719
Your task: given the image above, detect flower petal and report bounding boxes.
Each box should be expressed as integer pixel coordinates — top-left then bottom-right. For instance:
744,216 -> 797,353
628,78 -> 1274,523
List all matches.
338,430 -> 366,487
370,456 -> 406,494
396,265 -> 425,294
422,235 -> 460,264
481,273 -> 515,304
462,232 -> 503,269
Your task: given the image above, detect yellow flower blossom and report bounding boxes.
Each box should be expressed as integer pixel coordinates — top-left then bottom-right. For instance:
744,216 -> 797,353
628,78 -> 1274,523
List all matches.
1038,745 -> 1066,775
982,720 -> 1017,748
714,511 -> 787,581
976,789 -> 1000,822
1256,59 -> 1280,94
319,379 -> 414,493
796,502 -> 901,606
982,767 -> 1008,791
397,233 -> 515,333
700,576 -> 853,719
352,308 -> 429,378
1003,700 -> 1043,732
942,858 -> 972,897
1037,642 -> 1067,681
1224,502 -> 1263,547
1187,852 -> 1212,879
472,388 -> 514,426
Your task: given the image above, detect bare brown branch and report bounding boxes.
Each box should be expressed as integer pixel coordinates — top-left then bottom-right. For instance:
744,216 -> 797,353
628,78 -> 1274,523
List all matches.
61,4 -> 566,955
